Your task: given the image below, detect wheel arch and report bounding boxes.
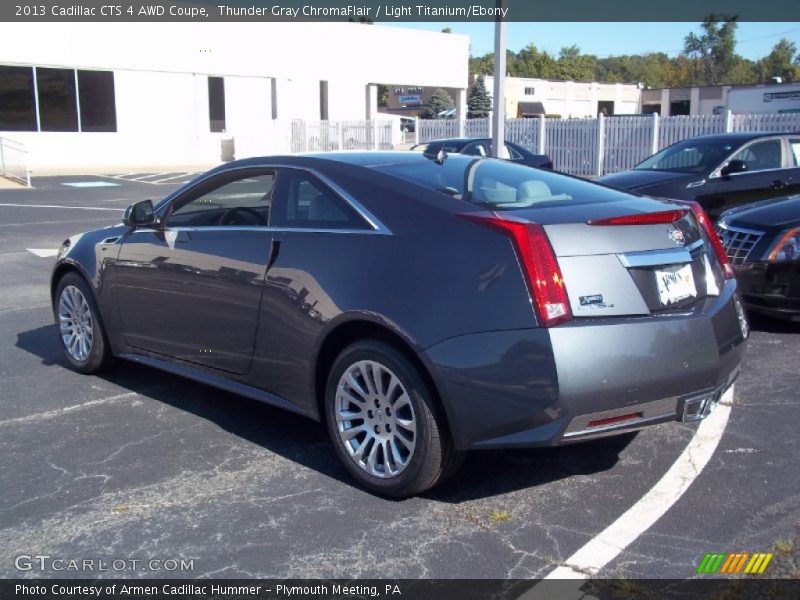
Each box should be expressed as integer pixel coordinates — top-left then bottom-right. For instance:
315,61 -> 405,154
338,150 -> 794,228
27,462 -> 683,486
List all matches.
51,261 -> 91,305
313,317 -> 451,435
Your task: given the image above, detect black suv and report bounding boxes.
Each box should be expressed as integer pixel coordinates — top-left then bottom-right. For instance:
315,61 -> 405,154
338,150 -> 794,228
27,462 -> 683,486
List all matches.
599,132 -> 800,220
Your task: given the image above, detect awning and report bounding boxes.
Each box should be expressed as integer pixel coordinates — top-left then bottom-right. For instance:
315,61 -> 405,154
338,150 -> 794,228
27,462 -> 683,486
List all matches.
517,101 -> 545,117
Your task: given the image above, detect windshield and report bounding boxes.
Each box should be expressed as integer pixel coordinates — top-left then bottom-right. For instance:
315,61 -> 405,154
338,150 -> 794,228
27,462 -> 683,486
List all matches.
372,155 -> 630,209
635,139 -> 737,173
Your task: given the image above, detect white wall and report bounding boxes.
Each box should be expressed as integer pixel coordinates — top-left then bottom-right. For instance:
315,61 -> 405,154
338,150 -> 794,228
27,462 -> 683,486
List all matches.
0,22 -> 469,171
728,85 -> 800,114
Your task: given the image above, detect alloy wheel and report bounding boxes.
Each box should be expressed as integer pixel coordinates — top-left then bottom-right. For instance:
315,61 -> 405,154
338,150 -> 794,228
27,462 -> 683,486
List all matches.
335,360 -> 417,479
58,285 -> 94,362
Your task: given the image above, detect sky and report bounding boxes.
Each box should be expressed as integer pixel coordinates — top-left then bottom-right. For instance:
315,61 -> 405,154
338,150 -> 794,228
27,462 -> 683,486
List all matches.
384,22 -> 800,60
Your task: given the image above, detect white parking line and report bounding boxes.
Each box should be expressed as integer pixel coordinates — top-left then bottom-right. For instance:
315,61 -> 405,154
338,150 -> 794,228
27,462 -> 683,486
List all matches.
26,248 -> 59,257
539,387 -> 733,581
0,203 -> 122,211
150,172 -> 195,184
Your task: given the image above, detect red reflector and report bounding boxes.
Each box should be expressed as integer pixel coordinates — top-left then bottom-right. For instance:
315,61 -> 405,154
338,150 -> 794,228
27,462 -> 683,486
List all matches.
457,212 -> 572,327
675,200 -> 735,280
587,412 -> 642,429
587,209 -> 689,226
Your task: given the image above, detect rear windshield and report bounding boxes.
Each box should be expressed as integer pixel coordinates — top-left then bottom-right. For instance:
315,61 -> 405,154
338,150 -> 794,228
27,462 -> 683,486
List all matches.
372,155 -> 628,209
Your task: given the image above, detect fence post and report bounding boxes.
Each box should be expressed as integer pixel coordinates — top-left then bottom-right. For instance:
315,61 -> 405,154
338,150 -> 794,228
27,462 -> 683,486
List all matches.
724,109 -> 733,133
595,112 -> 605,177
458,116 -> 465,138
651,112 -> 660,154
414,117 -> 419,145
372,120 -> 379,150
537,116 -> 546,155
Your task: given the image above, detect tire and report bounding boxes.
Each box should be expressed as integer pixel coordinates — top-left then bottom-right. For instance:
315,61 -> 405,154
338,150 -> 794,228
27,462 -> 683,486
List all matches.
53,272 -> 113,374
325,339 -> 464,498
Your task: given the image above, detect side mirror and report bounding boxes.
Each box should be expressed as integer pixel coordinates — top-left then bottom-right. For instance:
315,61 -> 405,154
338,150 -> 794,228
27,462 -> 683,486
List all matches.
123,199 -> 156,228
721,159 -> 747,177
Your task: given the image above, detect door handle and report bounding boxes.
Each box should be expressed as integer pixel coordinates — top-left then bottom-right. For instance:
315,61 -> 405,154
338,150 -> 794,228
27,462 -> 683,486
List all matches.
771,179 -> 787,190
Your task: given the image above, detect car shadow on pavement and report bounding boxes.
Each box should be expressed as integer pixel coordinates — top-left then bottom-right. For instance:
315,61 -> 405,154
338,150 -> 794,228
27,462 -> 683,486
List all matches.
17,323 -> 634,502
747,312 -> 800,334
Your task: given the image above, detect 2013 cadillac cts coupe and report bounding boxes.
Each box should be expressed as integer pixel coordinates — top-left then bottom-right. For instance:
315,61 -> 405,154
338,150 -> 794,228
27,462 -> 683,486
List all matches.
52,152 -> 748,497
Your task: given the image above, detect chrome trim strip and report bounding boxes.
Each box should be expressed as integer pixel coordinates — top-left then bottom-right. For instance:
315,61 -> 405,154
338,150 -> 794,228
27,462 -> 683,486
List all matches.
130,226 -> 385,235
151,162 -> 392,236
617,239 -> 703,268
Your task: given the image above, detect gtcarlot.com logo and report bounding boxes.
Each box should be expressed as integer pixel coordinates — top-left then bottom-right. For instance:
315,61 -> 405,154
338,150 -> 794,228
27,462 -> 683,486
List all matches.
15,554 -> 194,572
697,552 -> 773,575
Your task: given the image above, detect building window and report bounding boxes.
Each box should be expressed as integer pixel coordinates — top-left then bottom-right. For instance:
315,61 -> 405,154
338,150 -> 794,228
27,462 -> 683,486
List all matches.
0,66 -> 37,131
78,70 -> 117,132
37,67 -> 78,132
524,86 -> 535,96
0,65 -> 116,133
208,76 -> 226,132
669,100 -> 690,116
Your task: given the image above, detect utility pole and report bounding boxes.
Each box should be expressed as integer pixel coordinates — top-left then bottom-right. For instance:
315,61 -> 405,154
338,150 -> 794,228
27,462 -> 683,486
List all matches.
491,0 -> 509,159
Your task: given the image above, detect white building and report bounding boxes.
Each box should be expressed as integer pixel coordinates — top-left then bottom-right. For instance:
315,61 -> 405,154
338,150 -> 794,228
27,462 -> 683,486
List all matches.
0,23 -> 469,171
639,82 -> 800,116
483,76 -> 641,118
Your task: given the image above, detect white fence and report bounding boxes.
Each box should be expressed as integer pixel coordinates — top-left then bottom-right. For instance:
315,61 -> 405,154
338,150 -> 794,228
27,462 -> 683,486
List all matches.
0,136 -> 31,186
418,111 -> 800,177
289,120 -> 395,153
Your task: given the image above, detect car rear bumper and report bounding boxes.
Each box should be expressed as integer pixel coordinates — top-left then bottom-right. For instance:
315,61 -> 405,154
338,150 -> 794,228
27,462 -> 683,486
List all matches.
735,261 -> 800,321
424,280 -> 746,450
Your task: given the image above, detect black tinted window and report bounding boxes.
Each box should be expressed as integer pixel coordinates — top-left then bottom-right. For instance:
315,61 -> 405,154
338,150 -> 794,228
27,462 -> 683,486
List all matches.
0,66 -> 36,131
78,70 -> 117,132
273,170 -> 368,229
36,68 -> 78,132
636,139 -> 736,173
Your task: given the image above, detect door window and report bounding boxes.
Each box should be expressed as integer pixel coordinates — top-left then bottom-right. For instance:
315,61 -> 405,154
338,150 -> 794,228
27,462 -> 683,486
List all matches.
273,170 -> 368,230
167,172 -> 274,227
462,142 -> 487,157
728,140 -> 783,173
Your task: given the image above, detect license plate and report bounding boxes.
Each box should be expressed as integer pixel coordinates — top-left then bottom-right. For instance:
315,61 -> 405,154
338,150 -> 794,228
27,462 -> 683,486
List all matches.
655,263 -> 697,306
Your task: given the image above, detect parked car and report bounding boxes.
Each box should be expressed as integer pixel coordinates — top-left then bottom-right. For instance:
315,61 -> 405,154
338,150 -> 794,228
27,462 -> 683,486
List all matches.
598,132 -> 800,220
411,137 -> 553,169
717,195 -> 800,321
52,152 -> 746,497
400,118 -> 415,133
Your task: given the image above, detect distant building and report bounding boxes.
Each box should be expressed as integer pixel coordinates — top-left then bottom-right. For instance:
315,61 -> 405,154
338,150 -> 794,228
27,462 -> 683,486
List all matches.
380,85 -> 464,118
483,76 -> 641,118
640,82 -> 800,116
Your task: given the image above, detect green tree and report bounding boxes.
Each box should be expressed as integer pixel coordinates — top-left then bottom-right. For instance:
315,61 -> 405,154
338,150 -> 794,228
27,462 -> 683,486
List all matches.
682,15 -> 738,85
758,39 -> 798,82
422,88 -> 455,119
467,75 -> 492,118
377,84 -> 389,107
441,27 -> 452,33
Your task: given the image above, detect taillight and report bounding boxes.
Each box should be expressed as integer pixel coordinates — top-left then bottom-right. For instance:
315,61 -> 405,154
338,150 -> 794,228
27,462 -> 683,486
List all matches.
587,209 -> 689,226
458,213 -> 572,327
680,201 -> 735,279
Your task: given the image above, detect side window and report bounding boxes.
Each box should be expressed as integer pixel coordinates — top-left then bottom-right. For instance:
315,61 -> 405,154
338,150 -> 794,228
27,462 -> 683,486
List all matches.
729,140 -> 783,173
167,172 -> 274,227
789,139 -> 800,166
273,170 -> 369,230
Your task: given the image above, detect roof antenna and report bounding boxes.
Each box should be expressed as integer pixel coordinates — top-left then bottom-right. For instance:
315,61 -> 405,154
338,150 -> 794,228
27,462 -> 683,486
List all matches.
435,146 -> 447,165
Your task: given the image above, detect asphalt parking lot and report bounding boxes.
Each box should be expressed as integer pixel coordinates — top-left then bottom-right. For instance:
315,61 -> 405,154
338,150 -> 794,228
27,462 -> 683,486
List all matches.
1,175 -> 798,580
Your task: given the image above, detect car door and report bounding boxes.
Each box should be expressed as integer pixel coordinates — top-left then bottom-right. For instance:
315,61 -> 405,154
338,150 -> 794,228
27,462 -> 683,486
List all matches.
113,169 -> 277,374
697,137 -> 788,219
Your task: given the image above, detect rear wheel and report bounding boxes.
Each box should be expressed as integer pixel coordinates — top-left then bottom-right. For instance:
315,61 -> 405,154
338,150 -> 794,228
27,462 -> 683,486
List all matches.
54,272 -> 113,374
325,340 -> 464,497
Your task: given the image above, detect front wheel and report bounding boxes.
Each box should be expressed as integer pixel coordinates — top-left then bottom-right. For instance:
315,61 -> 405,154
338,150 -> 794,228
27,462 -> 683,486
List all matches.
54,272 -> 113,374
325,340 -> 464,497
